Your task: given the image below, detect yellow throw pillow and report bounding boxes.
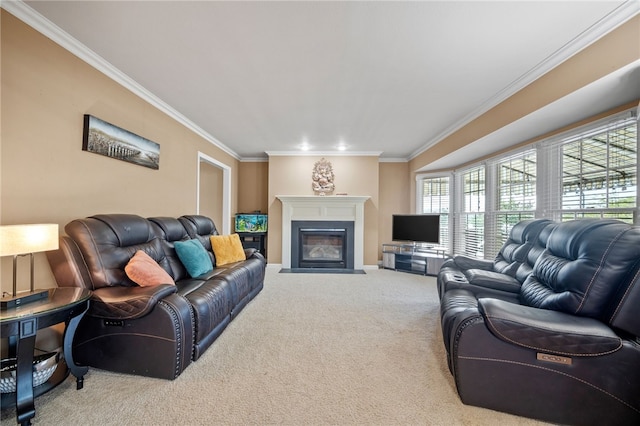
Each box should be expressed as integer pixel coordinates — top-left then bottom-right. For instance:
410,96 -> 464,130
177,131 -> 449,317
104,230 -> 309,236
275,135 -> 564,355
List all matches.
125,250 -> 175,287
210,234 -> 246,266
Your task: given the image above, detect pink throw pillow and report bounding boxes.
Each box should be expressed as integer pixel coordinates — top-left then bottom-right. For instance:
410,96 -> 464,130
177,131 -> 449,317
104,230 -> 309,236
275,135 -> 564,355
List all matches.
125,250 -> 175,287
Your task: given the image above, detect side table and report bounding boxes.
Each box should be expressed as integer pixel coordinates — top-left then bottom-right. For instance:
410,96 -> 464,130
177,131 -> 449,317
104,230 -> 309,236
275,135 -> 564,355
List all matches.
1,287 -> 91,426
238,232 -> 267,258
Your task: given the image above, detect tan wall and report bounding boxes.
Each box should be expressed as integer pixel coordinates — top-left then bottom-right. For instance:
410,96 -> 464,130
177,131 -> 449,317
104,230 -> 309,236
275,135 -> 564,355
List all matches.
378,162 -> 411,260
0,11 -> 239,290
238,161 -> 269,215
267,155 -> 380,266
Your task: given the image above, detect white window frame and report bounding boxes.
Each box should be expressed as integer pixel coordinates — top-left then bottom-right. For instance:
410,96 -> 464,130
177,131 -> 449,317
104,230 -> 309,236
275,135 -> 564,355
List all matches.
424,107 -> 638,260
416,172 -> 453,252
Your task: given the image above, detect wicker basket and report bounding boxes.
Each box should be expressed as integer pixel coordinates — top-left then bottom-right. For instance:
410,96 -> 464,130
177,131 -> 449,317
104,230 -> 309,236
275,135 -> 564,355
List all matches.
0,352 -> 59,393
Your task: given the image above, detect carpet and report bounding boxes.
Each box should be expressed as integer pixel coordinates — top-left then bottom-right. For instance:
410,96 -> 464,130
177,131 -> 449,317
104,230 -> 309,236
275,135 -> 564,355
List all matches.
0,268 -> 547,425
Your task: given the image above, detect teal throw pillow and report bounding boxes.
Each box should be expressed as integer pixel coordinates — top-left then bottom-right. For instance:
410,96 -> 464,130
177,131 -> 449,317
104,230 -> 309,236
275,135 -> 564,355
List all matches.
174,239 -> 213,278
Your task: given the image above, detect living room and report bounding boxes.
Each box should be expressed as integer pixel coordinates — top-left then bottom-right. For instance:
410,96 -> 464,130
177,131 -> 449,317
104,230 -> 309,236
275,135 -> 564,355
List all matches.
1,1 -> 639,425
2,2 -> 638,276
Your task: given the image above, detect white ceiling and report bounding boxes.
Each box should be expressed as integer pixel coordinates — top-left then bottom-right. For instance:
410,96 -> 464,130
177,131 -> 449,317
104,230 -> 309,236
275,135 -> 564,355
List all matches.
13,1 -> 640,166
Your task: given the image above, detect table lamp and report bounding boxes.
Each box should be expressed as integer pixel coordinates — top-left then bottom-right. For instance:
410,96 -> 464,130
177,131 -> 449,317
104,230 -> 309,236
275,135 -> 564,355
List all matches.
0,224 -> 59,309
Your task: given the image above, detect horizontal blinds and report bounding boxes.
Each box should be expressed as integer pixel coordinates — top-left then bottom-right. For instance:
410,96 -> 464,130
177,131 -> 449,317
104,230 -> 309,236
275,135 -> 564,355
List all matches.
454,166 -> 485,258
544,114 -> 637,223
421,176 -> 450,249
422,108 -> 637,262
484,149 -> 537,258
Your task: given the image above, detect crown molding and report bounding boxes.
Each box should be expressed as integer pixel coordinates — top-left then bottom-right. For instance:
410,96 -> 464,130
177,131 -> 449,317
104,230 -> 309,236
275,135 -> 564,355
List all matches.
408,0 -> 640,161
266,151 -> 383,157
239,157 -> 269,163
2,0 -> 240,161
378,157 -> 409,163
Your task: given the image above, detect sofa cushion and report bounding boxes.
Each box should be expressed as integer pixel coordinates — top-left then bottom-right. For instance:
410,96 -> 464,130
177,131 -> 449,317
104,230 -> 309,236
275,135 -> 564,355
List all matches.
125,250 -> 175,287
174,239 -> 213,277
210,234 -> 246,266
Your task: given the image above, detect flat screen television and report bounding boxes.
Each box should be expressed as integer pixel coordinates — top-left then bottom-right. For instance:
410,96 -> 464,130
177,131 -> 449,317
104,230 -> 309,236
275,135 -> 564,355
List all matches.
235,214 -> 268,233
392,214 -> 440,245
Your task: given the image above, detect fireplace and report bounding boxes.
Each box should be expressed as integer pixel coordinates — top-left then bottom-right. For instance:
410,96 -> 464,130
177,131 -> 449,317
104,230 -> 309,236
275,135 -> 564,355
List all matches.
277,195 -> 370,270
291,221 -> 354,269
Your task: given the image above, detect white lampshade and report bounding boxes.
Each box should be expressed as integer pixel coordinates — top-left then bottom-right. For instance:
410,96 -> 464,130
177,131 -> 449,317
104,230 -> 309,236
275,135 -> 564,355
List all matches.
0,224 -> 59,257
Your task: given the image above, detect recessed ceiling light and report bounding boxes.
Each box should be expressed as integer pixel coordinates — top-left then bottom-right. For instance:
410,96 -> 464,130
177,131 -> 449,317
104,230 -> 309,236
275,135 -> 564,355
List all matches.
337,145 -> 347,151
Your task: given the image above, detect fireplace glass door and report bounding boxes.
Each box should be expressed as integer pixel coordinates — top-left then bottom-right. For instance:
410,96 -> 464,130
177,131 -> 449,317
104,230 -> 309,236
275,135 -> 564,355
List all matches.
299,228 -> 347,268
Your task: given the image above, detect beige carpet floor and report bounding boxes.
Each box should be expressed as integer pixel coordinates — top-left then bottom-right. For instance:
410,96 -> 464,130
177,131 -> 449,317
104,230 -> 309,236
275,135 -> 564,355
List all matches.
1,268 -> 547,425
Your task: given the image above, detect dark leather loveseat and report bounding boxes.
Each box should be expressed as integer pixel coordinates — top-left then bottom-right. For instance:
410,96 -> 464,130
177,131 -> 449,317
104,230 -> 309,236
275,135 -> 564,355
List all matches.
439,219 -> 640,425
47,214 -> 266,380
438,218 -> 556,300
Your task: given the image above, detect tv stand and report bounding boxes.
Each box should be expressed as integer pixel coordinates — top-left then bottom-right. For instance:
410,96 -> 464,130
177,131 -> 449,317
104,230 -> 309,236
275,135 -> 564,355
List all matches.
382,243 -> 448,276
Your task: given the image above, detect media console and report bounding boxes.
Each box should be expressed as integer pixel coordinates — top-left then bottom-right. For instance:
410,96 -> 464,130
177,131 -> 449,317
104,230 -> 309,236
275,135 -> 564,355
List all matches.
382,243 -> 448,276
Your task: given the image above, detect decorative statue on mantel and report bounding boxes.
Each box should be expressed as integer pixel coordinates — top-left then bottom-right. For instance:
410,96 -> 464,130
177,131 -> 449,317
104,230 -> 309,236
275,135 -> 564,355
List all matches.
311,158 -> 335,195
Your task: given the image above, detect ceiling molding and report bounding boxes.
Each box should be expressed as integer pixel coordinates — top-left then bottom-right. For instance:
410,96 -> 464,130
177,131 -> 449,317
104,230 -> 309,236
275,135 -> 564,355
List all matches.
379,157 -> 409,163
239,157 -> 269,163
408,0 -> 640,161
266,151 -> 383,157
2,0 -> 240,161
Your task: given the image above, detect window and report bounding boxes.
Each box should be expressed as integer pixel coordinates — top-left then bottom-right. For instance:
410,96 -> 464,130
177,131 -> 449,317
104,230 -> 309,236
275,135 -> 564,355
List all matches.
560,118 -> 637,222
419,108 -> 638,260
419,176 -> 450,248
455,166 -> 485,258
485,149 -> 537,258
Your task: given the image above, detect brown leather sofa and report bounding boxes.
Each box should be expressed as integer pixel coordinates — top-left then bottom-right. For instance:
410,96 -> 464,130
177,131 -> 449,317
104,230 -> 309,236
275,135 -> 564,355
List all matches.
47,214 -> 266,380
439,219 -> 640,425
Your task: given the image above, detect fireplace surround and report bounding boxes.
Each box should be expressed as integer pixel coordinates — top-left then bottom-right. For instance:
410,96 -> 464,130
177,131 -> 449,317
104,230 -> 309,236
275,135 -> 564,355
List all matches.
277,195 -> 370,270
291,220 -> 354,269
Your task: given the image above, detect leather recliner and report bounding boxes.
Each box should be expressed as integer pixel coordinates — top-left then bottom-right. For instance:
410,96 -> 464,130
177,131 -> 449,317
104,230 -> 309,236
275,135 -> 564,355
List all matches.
437,218 -> 555,300
439,219 -> 640,425
47,214 -> 266,379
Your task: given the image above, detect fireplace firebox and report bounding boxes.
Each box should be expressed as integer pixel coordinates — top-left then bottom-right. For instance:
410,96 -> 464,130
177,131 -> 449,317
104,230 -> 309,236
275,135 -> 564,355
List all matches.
291,221 -> 354,269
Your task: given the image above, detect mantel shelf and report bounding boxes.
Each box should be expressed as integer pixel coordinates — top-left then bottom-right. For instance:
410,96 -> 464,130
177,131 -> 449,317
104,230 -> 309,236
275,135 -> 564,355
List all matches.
276,195 -> 370,203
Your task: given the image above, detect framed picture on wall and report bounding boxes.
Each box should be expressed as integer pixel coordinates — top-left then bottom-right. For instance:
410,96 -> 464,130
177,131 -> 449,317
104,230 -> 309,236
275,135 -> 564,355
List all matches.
82,114 -> 160,170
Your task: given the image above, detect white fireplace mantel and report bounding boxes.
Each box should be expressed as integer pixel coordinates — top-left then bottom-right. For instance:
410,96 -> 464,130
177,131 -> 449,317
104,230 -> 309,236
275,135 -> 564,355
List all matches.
277,195 -> 370,269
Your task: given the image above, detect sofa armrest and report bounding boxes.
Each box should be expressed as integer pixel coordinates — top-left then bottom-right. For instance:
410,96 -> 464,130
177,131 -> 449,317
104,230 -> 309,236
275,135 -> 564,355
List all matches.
88,284 -> 177,320
465,269 -> 521,293
478,298 -> 622,356
453,256 -> 493,271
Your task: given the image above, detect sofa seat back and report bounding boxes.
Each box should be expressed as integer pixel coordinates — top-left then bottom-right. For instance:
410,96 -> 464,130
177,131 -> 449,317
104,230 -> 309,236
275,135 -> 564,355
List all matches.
492,219 -> 554,276
148,216 -> 192,282
521,219 -> 640,322
65,214 -> 173,289
512,220 -> 556,283
179,215 -> 219,257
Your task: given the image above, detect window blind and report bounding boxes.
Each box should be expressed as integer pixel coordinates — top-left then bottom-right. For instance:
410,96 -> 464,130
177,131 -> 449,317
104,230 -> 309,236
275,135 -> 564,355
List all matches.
454,166 -> 485,258
420,176 -> 450,249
